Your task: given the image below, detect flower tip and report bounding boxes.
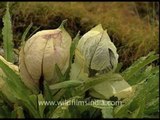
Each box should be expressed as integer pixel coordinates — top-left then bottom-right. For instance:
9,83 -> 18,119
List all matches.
76,31 -> 80,37
77,30 -> 80,35
96,24 -> 103,28
91,24 -> 104,32
73,31 -> 81,41
59,19 -> 68,29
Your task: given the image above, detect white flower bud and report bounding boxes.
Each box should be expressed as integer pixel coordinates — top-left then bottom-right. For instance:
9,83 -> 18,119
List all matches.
75,24 -> 118,76
19,21 -> 72,93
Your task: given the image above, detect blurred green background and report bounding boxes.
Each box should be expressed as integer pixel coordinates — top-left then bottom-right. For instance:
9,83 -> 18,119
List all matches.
0,2 -> 159,69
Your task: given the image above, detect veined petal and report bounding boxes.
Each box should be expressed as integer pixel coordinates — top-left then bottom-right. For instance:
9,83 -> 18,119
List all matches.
90,79 -> 133,100
77,24 -> 103,53
59,27 -> 72,50
91,30 -> 119,71
24,36 -> 46,82
19,47 -> 39,93
19,21 -> 72,92
75,26 -> 119,73
42,37 -> 55,83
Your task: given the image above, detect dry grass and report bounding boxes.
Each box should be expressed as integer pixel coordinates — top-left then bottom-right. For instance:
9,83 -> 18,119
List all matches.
0,2 -> 159,68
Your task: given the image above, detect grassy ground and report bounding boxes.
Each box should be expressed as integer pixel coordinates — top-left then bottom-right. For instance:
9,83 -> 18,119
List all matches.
0,2 -> 159,68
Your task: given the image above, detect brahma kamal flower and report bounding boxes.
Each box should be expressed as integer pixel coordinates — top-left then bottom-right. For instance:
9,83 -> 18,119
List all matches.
75,24 -> 119,76
19,20 -> 72,93
74,24 -> 132,100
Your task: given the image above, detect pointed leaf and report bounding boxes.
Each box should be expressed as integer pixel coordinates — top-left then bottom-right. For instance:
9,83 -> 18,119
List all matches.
2,2 -> 14,63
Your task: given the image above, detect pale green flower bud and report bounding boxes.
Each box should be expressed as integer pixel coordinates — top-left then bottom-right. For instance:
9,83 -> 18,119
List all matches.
19,21 -> 72,93
75,24 -> 118,76
73,24 -> 132,100
89,78 -> 133,100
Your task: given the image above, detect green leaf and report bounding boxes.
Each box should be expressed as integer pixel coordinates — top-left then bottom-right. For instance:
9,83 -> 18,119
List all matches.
115,63 -> 159,118
52,89 -> 66,101
55,64 -> 64,82
69,32 -> 84,79
27,26 -> 41,39
0,81 -> 17,104
89,99 -> 113,118
49,80 -> 83,90
16,106 -> 24,118
43,81 -> 55,118
77,105 -> 100,118
121,53 -> 159,117
38,94 -> 46,118
29,94 -> 38,111
70,62 -> 82,80
20,100 -> 40,118
2,2 -> 14,63
113,85 -> 146,118
69,31 -> 80,65
0,105 -> 12,118
0,91 -> 13,107
68,105 -> 81,118
115,62 -> 123,73
65,31 -> 80,80
51,106 -> 71,118
144,67 -> 159,115
145,99 -> 159,115
129,91 -> 146,118
50,96 -> 80,118
0,57 -> 31,100
101,107 -> 113,118
12,104 -> 25,118
21,22 -> 33,46
122,52 -> 158,81
43,81 -> 53,101
0,57 -> 41,118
